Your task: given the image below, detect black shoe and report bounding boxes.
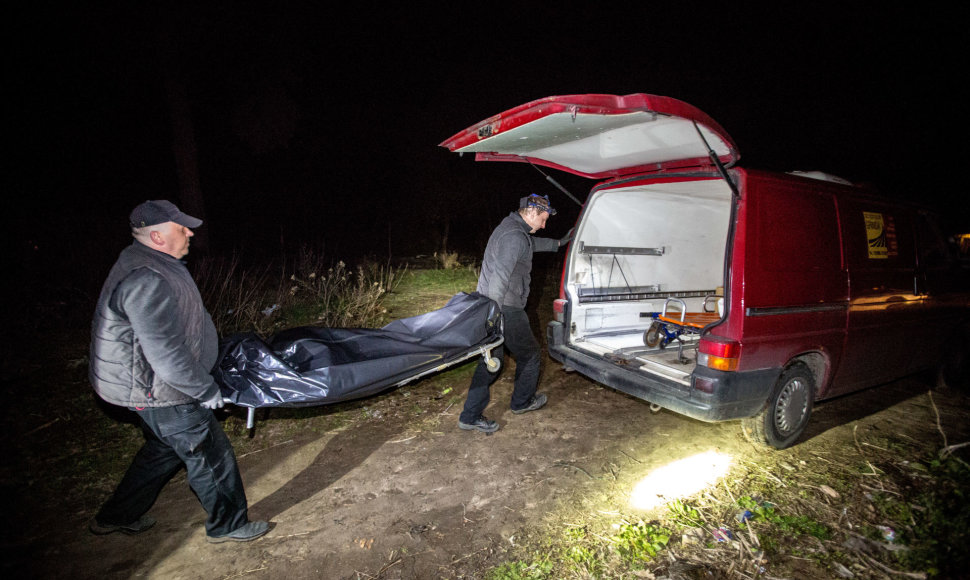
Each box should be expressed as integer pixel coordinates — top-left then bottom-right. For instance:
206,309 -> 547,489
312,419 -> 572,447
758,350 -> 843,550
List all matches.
458,416 -> 500,433
206,520 -> 271,544
512,393 -> 548,414
89,515 -> 157,536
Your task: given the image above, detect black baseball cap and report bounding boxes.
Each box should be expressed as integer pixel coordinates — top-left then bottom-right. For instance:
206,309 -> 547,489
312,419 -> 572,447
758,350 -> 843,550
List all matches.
129,200 -> 203,228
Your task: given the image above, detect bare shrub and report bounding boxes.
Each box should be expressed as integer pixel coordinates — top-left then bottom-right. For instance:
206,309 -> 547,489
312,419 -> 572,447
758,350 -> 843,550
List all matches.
194,247 -> 402,337
288,257 -> 402,328
194,253 -> 285,336
435,250 -> 460,270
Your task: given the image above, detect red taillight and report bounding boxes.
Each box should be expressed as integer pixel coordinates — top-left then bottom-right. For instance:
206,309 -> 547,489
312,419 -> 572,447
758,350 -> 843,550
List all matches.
552,299 -> 567,323
698,338 -> 740,371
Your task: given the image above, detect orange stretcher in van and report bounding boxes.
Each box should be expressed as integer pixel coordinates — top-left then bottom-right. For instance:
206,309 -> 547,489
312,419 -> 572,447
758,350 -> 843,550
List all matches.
645,297 -> 722,361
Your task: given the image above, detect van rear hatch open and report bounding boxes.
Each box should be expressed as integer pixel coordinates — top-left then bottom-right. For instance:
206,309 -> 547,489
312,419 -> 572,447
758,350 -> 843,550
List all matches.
439,93 -> 738,178
441,94 -> 772,423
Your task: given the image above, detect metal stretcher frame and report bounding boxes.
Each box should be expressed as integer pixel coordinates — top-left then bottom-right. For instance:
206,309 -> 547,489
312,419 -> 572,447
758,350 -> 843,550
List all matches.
644,297 -> 721,362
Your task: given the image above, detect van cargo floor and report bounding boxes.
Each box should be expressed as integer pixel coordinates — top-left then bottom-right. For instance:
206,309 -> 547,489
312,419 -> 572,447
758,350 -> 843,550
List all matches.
580,332 -> 697,385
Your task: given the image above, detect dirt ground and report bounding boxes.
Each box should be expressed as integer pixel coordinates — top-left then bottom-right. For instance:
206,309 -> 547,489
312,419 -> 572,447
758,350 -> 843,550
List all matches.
5,341 -> 969,579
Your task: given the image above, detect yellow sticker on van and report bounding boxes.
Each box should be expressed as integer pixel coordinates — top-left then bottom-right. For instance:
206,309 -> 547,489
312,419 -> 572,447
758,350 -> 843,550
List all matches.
864,211 -> 898,259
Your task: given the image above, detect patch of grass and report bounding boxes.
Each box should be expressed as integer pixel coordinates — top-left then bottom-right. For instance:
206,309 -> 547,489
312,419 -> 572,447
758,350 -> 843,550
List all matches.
737,495 -> 832,541
610,519 -> 671,567
883,454 -> 970,577
384,268 -> 478,319
509,516 -> 672,577
667,498 -> 704,528
486,554 -> 553,580
564,545 -> 603,577
402,265 -> 478,288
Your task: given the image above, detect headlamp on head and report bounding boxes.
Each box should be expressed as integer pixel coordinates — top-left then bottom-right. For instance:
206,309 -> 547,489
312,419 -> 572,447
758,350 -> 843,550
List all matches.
519,194 -> 557,215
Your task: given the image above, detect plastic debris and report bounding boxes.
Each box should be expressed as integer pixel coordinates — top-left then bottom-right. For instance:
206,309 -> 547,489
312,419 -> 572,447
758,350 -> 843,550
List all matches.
875,525 -> 896,542
736,510 -> 754,523
713,526 -> 734,542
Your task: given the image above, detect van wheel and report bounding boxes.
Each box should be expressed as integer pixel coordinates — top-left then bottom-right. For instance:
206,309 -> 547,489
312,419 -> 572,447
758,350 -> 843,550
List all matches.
644,322 -> 662,347
742,363 -> 814,449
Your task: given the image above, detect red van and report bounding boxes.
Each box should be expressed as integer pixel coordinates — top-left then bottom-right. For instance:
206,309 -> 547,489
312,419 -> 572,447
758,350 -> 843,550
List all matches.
441,93 -> 970,448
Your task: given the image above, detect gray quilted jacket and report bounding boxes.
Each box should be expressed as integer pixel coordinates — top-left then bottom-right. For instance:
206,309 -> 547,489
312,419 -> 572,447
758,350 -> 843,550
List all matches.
477,212 -> 559,310
89,242 -> 220,408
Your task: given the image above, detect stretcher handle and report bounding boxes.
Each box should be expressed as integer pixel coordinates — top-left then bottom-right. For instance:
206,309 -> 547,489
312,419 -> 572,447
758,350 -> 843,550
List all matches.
660,298 -> 687,323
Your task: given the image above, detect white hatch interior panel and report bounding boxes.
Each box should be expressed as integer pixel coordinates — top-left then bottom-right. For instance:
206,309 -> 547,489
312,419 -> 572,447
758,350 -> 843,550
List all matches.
454,111 -> 732,177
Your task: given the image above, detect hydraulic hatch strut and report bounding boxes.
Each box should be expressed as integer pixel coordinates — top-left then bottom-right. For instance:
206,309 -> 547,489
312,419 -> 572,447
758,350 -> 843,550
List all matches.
527,159 -> 584,207
693,121 -> 740,198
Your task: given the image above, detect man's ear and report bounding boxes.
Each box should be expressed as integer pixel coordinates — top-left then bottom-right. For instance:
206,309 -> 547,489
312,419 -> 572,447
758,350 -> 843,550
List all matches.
149,230 -> 165,247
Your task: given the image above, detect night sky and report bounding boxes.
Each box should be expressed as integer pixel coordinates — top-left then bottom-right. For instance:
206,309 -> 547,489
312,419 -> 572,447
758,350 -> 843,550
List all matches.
10,4 -> 969,283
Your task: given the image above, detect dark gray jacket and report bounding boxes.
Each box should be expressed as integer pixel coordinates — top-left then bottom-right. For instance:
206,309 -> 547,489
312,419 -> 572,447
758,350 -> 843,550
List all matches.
477,212 -> 560,310
90,242 -> 220,408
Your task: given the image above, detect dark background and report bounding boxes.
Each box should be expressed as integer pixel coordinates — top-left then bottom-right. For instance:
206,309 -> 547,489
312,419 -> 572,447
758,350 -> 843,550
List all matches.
9,4 -> 969,304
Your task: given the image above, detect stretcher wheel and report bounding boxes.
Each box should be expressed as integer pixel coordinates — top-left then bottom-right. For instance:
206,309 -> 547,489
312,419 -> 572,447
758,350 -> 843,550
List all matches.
485,356 -> 501,373
644,322 -> 662,348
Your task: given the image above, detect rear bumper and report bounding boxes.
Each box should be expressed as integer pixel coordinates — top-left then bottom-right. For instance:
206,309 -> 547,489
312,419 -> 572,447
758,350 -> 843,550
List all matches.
547,321 -> 778,422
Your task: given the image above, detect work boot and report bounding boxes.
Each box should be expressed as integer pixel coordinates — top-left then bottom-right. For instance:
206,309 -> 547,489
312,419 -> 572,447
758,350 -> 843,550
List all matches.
206,520 -> 271,544
512,393 -> 548,414
89,515 -> 157,536
458,416 -> 500,433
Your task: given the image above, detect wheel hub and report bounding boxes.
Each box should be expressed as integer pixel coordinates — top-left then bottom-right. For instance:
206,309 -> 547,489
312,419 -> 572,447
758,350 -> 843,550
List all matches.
774,378 -> 808,435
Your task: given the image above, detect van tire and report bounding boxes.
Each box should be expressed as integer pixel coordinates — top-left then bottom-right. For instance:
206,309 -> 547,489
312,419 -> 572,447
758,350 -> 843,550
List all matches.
742,363 -> 815,449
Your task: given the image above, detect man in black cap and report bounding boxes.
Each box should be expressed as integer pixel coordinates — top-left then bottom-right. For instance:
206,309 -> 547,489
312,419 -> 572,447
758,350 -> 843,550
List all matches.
459,194 -> 571,432
88,200 -> 270,543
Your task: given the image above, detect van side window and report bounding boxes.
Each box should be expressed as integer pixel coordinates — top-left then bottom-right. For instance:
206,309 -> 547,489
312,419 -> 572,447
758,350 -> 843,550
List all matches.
841,204 -> 916,271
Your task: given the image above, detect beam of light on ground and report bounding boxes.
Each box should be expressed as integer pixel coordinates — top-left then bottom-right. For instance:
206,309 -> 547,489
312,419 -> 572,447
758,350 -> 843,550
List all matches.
629,450 -> 733,510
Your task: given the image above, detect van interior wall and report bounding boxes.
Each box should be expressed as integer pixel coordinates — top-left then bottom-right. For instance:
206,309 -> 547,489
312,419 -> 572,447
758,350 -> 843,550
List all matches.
568,179 -> 733,337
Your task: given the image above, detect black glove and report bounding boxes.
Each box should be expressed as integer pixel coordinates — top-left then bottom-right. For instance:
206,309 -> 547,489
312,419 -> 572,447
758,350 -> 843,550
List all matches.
559,228 -> 574,248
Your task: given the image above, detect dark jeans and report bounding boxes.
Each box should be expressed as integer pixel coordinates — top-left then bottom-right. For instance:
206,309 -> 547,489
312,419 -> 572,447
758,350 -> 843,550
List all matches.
95,403 -> 249,536
460,307 -> 541,423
